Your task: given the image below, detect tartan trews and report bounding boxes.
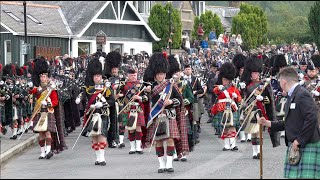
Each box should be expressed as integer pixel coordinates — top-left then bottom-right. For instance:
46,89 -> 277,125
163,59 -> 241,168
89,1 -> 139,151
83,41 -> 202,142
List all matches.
284,141 -> 320,179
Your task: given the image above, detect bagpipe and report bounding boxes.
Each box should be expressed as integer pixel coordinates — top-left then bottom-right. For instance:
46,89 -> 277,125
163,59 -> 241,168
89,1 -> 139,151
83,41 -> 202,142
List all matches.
238,78 -> 271,135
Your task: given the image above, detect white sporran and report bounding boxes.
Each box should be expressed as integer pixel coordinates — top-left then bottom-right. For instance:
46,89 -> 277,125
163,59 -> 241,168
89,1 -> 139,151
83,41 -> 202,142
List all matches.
34,112 -> 48,132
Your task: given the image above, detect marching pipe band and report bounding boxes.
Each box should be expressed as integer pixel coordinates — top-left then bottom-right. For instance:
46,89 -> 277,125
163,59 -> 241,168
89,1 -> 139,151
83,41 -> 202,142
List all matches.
0,45 -> 319,177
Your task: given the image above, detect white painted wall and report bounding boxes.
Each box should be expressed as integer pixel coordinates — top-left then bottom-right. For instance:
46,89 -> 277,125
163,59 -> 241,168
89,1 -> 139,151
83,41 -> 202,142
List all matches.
105,41 -> 152,55
71,39 -> 152,57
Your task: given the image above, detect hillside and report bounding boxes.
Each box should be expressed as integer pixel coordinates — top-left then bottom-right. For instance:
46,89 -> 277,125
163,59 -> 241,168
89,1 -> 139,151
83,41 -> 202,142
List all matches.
206,1 -> 315,44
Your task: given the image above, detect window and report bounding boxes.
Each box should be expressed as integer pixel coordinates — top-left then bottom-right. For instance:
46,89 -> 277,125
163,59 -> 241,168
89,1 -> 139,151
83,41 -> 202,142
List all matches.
199,1 -> 205,15
3,10 -> 23,23
23,13 -> 42,25
138,1 -> 145,13
4,40 -> 12,64
78,42 -> 91,57
110,43 -> 123,55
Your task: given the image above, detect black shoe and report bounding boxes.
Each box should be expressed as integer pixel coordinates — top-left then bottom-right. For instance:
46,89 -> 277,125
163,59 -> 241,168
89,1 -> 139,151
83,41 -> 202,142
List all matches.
129,151 -> 136,154
247,139 -> 251,142
222,147 -> 230,151
253,155 -> 258,159
24,129 -> 28,133
195,139 -> 200,144
207,119 -> 212,123
180,157 -> 187,162
99,161 -> 106,166
64,132 -> 69,137
231,146 -> 238,151
108,144 -> 116,148
166,168 -> 174,172
158,169 -> 165,173
173,157 -> 179,161
39,156 -> 45,159
215,131 -> 219,135
95,161 -> 100,165
240,140 -> 245,143
17,131 -> 22,135
45,152 -> 53,159
119,143 -> 125,148
10,135 -> 17,140
67,129 -> 73,133
136,151 -> 144,154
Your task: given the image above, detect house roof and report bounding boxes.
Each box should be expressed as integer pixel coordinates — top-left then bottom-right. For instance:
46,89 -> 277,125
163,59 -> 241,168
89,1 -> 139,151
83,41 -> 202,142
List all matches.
18,1 -> 159,41
205,6 -> 240,28
0,1 -> 71,37
21,1 -> 105,35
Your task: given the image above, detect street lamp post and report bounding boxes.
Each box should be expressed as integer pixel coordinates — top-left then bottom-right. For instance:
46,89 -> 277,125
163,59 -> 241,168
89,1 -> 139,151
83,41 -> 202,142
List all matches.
23,1 -> 27,64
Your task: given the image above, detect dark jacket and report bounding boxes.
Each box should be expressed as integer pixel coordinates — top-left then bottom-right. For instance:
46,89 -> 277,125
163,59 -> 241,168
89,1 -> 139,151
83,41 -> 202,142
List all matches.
188,75 -> 204,103
271,85 -> 320,147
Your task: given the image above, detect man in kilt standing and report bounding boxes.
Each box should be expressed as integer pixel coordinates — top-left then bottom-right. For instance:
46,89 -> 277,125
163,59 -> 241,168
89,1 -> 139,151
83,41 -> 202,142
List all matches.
258,66 -> 320,179
104,51 -> 122,148
116,68 -> 149,154
211,62 -> 242,151
143,52 -> 189,173
28,59 -> 59,159
76,57 -> 115,166
166,55 -> 194,161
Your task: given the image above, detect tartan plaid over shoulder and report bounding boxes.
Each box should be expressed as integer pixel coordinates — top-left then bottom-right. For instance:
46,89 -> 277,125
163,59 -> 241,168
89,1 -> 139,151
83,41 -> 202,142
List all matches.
146,80 -> 189,154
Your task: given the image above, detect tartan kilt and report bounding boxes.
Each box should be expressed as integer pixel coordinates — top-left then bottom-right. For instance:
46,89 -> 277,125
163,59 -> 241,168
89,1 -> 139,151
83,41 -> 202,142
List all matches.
82,115 -> 110,137
0,106 -> 5,124
213,111 -> 240,132
146,117 -> 180,143
284,141 -> 320,179
129,112 -> 145,127
33,111 -> 57,133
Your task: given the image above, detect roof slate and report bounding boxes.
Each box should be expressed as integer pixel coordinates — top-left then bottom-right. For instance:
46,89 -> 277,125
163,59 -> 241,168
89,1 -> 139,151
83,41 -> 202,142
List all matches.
1,1 -> 70,36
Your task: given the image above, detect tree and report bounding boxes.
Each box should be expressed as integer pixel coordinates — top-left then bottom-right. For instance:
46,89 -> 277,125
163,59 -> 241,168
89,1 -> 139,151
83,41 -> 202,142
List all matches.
192,16 -> 200,40
308,1 -> 320,48
191,11 -> 224,40
148,3 -> 182,52
231,3 -> 268,50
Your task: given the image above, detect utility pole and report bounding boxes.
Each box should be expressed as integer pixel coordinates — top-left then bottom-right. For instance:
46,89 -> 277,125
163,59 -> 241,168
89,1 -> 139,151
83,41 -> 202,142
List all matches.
23,1 -> 28,65
168,1 -> 172,55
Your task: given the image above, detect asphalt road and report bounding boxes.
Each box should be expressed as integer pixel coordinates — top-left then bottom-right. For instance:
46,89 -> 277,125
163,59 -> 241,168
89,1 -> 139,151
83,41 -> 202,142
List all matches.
1,113 -> 288,179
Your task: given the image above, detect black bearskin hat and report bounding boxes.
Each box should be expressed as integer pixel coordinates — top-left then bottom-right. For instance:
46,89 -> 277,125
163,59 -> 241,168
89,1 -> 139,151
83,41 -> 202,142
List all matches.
16,65 -> 23,76
311,54 -> 320,68
104,51 -> 121,78
240,55 -> 263,84
167,55 -> 180,78
3,64 -> 16,77
31,59 -> 50,87
143,52 -> 169,82
232,53 -> 247,70
271,54 -> 287,75
245,55 -> 263,73
219,62 -> 236,81
85,57 -> 103,86
232,53 -> 247,77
